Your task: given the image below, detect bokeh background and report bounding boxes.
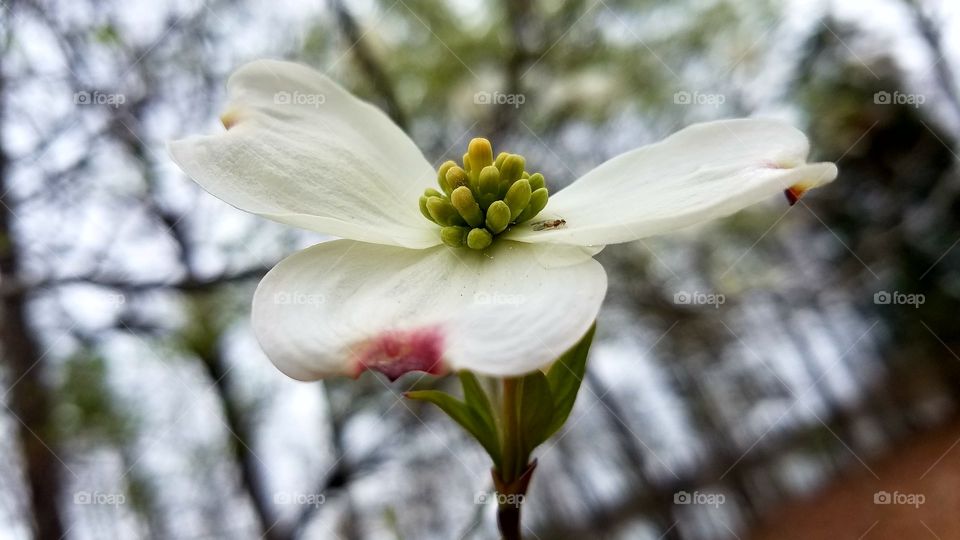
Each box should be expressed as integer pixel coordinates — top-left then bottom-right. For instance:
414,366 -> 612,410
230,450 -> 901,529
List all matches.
2,0 -> 960,538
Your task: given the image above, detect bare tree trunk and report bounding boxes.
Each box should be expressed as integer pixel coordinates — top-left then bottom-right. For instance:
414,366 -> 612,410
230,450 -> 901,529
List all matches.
0,67 -> 67,539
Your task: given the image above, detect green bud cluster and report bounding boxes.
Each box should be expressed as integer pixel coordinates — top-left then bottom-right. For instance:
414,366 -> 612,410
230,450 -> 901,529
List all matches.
419,137 -> 549,249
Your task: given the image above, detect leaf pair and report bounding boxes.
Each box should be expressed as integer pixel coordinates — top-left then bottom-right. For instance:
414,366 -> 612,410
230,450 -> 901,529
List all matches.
406,324 -> 596,470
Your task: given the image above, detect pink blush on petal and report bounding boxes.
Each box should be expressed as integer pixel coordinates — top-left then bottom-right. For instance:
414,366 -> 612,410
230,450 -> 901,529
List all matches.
354,327 -> 447,381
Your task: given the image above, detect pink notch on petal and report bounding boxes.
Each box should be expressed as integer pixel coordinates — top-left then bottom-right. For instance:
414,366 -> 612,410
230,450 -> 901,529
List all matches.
354,327 -> 447,381
784,186 -> 803,205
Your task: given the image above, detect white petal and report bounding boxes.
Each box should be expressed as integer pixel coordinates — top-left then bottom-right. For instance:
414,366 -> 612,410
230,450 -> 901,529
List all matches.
170,60 -> 439,248
252,240 -> 607,380
506,119 -> 838,246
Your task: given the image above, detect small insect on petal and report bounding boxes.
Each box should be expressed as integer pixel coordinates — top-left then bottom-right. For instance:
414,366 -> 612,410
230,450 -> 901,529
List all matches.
355,327 -> 447,381
531,218 -> 566,231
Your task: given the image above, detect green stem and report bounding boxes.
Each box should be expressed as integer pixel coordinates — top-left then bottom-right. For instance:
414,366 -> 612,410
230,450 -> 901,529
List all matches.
501,377 -> 520,480
495,377 -> 533,540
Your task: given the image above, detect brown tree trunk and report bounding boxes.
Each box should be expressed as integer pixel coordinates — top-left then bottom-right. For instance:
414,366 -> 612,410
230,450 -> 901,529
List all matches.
0,69 -> 67,540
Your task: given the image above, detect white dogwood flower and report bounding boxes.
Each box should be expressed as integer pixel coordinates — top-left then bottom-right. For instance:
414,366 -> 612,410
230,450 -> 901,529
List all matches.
170,60 -> 837,381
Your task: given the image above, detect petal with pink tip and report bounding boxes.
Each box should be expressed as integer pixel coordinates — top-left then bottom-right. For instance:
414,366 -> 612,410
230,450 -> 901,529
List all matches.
506,119 -> 837,246
251,240 -> 607,380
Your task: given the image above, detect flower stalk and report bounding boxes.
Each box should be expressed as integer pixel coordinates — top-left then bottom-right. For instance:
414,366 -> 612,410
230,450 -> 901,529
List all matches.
406,325 -> 597,539
501,377 -> 521,480
495,377 -> 535,540
493,461 -> 536,540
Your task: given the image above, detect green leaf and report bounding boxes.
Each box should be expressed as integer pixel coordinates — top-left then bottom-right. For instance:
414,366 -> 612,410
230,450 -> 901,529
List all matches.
544,323 -> 596,438
459,371 -> 496,430
405,388 -> 501,467
517,370 -> 554,456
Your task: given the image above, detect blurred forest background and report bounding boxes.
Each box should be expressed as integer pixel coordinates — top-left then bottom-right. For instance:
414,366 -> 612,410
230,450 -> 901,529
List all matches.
2,0 -> 960,538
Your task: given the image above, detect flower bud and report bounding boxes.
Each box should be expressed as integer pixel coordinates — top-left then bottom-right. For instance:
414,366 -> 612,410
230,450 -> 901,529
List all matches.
485,200 -> 511,234
499,154 -> 525,184
527,173 -> 545,192
445,166 -> 470,191
479,166 -> 500,196
468,138 -> 494,171
504,179 -> 532,220
451,186 -> 483,227
516,187 -> 549,223
441,226 -> 469,247
419,196 -> 435,222
466,228 -> 493,250
427,196 -> 465,226
437,160 -> 457,194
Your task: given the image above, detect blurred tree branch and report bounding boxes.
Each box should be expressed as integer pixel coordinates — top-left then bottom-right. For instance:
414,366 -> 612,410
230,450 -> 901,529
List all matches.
484,0 -> 535,140
8,266 -> 271,296
196,329 -> 291,540
330,0 -> 409,130
906,0 -> 960,126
